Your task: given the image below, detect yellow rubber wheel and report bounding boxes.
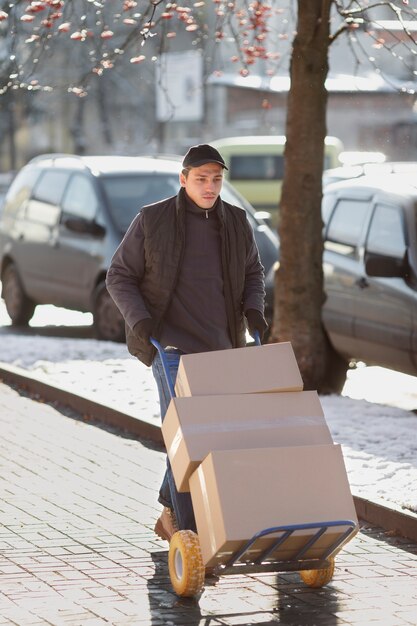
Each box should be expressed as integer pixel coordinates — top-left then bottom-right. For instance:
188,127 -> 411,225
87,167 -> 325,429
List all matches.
168,530 -> 205,597
300,559 -> 335,588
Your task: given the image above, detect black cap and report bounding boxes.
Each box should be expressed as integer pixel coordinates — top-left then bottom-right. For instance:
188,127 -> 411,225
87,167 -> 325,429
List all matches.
182,144 -> 228,170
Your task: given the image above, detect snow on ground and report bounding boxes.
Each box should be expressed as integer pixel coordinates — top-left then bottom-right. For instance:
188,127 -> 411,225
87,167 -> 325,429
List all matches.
0,302 -> 416,515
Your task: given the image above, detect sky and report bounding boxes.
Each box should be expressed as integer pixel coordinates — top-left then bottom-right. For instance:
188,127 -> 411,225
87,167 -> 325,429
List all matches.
0,302 -> 416,516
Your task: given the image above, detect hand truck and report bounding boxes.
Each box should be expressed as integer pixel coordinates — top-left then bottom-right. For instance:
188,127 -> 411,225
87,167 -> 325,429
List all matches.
151,335 -> 358,598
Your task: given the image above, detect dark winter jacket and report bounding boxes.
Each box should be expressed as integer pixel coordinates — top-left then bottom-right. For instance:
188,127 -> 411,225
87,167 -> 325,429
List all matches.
106,187 -> 264,366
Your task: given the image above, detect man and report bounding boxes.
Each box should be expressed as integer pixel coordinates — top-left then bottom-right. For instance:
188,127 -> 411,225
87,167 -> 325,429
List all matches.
106,144 -> 267,541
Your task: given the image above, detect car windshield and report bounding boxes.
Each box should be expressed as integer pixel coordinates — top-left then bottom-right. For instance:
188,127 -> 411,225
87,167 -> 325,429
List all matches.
101,173 -> 180,232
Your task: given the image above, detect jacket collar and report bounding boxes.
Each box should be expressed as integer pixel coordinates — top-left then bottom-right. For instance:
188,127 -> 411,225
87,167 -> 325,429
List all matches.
176,186 -> 226,221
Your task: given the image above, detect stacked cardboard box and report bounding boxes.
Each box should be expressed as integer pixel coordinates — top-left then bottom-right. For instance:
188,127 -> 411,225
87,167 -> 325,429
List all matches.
174,342 -> 303,397
161,341 -> 358,567
189,445 -> 357,568
163,390 -> 333,492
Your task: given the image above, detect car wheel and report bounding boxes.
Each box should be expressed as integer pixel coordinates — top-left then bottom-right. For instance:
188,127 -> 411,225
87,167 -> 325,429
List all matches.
93,282 -> 125,342
2,263 -> 36,325
320,335 -> 350,395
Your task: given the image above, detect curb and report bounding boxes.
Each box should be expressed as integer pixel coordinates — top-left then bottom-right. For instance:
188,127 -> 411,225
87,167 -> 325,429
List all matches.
1,362 -> 416,543
353,495 -> 417,542
0,362 -> 163,446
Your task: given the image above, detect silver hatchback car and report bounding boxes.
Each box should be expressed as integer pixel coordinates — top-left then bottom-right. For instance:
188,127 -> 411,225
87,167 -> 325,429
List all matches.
0,154 -> 278,341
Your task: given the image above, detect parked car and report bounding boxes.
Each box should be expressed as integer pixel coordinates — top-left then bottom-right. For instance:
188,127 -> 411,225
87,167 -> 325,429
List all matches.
321,172 -> 417,390
0,154 -> 278,341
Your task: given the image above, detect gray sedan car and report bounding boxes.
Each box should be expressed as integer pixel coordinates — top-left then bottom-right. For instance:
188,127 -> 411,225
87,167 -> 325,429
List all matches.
321,172 -> 417,390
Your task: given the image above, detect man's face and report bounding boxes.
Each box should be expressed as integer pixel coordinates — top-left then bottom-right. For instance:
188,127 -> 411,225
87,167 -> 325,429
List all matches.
180,162 -> 224,209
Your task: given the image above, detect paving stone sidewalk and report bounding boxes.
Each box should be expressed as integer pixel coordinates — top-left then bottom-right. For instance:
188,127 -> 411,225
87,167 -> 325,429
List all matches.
0,382 -> 416,626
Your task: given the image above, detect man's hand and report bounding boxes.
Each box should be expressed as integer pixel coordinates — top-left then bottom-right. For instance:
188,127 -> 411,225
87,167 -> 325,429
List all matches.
245,309 -> 268,342
133,318 -> 154,345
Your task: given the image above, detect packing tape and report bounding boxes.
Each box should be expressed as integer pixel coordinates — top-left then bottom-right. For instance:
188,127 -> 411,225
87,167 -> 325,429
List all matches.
187,415 -> 324,433
167,416 -> 327,461
168,414 -> 326,460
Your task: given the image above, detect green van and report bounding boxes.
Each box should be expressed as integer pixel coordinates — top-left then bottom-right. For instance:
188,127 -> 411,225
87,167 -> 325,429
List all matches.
211,135 -> 343,225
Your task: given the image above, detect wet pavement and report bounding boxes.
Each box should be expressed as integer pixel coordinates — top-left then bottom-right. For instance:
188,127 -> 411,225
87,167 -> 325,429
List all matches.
1,381 -> 416,625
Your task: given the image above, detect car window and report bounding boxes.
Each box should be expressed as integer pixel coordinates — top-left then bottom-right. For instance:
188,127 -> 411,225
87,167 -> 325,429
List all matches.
229,155 -> 285,181
323,154 -> 332,170
366,204 -> 406,259
101,174 -> 179,232
62,174 -> 98,221
32,170 -> 70,205
2,167 -> 40,218
321,192 -> 337,226
326,198 -> 370,256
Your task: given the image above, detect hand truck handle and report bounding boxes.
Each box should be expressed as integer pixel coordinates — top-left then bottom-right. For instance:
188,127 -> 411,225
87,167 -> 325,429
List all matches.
252,330 -> 262,346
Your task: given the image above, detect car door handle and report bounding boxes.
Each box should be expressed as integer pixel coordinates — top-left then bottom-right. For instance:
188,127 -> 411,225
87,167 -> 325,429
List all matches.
356,276 -> 369,289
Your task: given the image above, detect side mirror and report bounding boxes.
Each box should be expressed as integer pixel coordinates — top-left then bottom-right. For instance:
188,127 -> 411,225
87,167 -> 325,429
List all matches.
63,216 -> 106,237
365,249 -> 408,279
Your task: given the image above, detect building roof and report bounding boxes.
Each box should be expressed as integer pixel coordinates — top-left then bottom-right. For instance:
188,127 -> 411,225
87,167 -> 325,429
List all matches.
207,71 -> 417,95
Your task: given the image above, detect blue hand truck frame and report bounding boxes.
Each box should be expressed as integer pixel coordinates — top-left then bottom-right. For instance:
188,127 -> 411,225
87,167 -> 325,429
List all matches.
151,334 -> 358,593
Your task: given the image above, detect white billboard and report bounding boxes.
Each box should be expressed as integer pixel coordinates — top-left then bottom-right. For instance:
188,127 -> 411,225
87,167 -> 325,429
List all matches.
156,51 -> 203,122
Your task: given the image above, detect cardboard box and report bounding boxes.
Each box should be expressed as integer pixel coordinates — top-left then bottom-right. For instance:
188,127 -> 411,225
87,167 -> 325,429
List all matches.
189,444 -> 358,568
174,342 -> 303,397
163,391 -> 333,492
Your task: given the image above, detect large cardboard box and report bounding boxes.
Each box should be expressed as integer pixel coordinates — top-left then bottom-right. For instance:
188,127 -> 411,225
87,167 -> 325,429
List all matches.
174,342 -> 303,397
163,391 -> 333,492
189,444 -> 358,568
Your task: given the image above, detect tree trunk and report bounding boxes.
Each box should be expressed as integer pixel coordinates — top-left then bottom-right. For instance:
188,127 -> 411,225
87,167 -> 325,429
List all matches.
272,0 -> 331,390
